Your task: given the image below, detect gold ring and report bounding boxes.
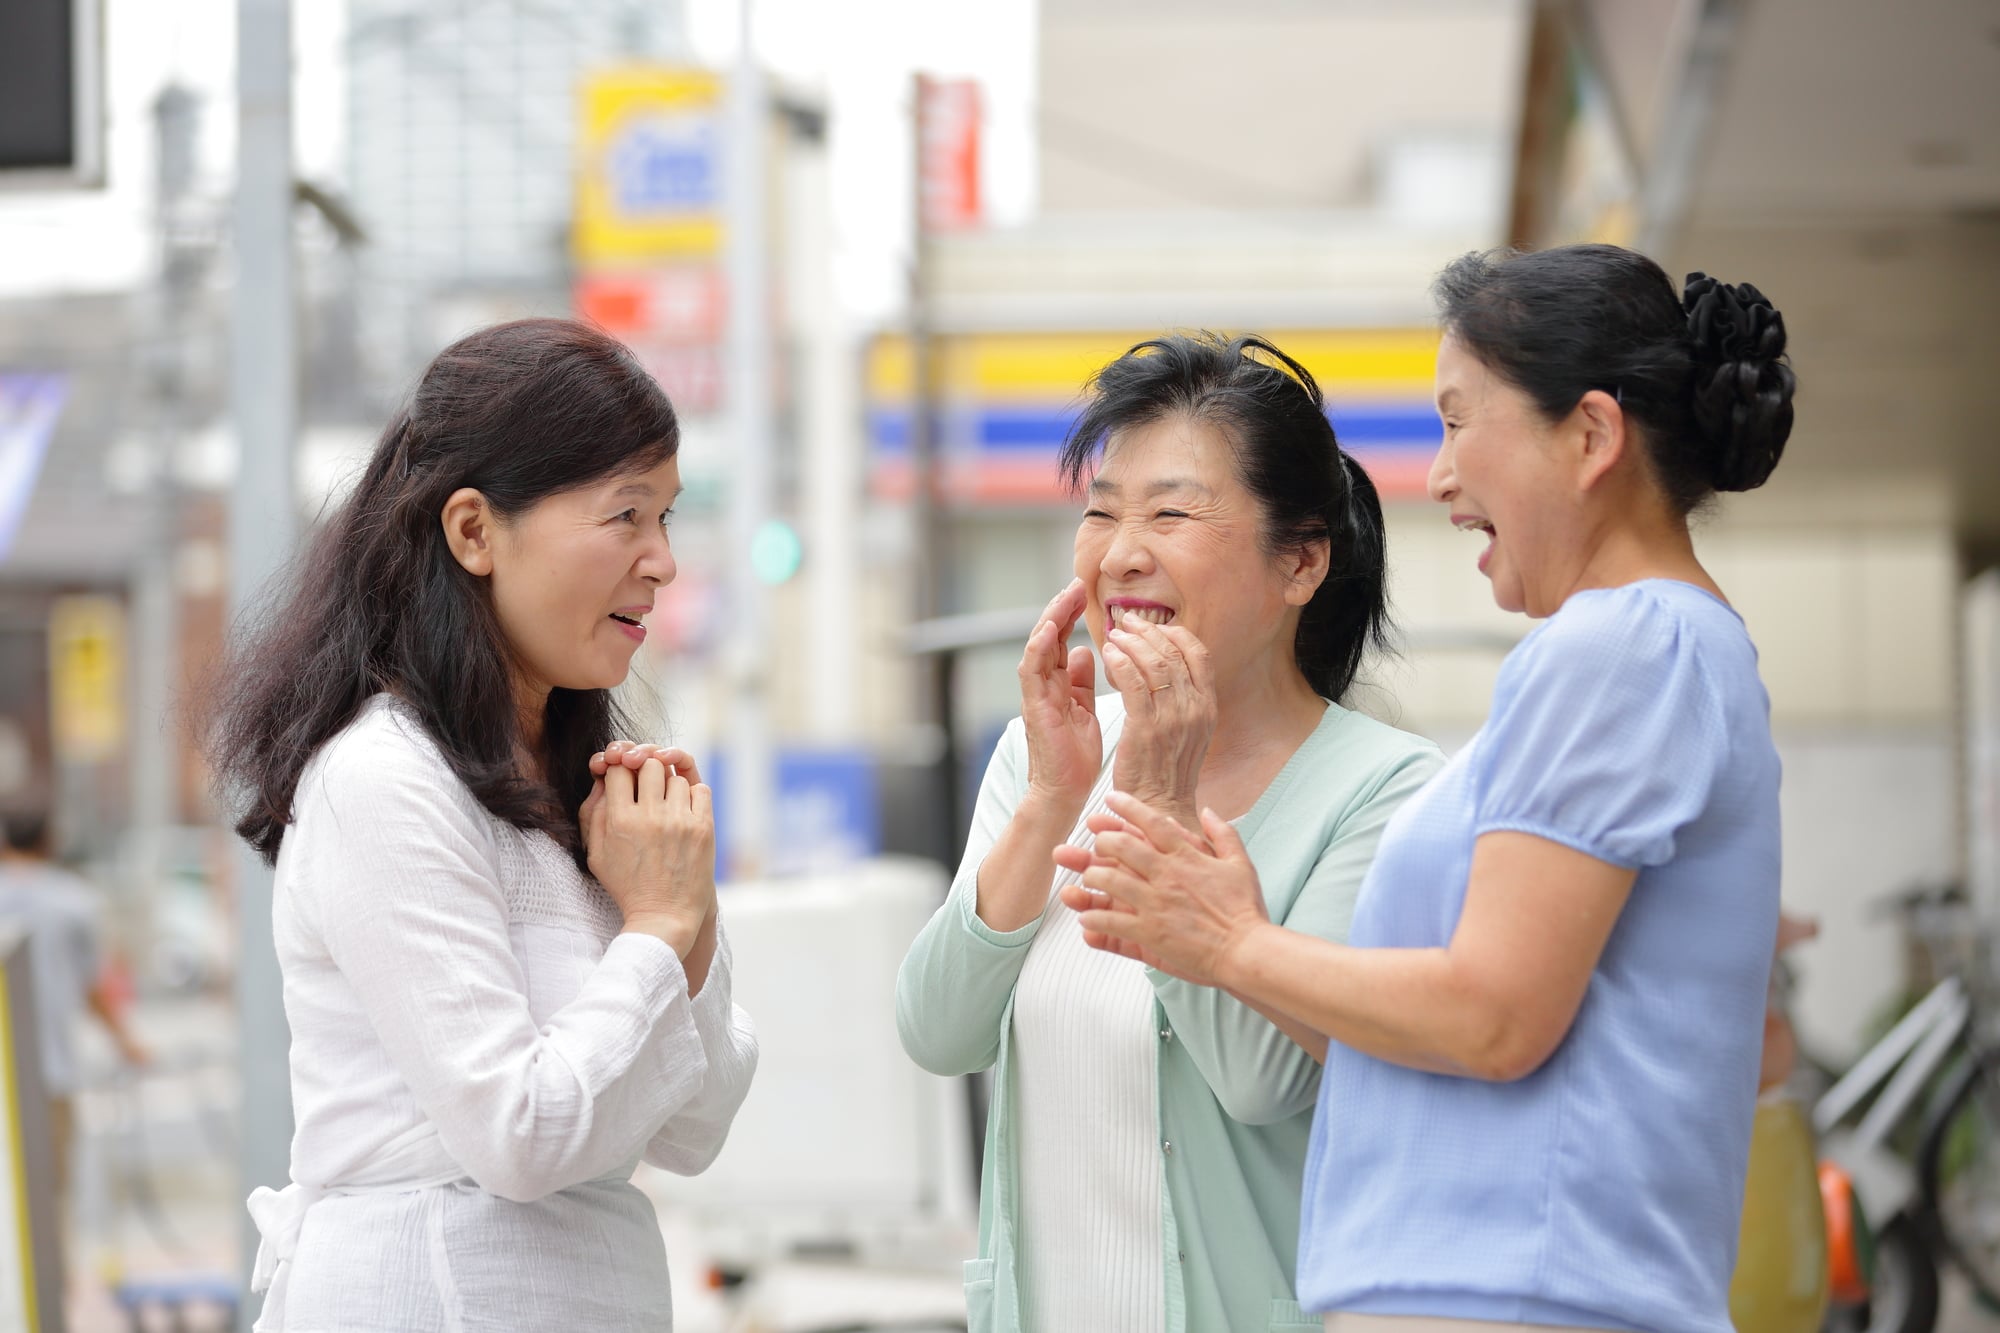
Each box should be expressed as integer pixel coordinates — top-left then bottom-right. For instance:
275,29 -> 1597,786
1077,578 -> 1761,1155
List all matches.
1149,684 -> 1173,693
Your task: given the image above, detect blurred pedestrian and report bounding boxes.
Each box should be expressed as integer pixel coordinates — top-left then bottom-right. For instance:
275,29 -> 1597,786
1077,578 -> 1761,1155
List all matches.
1068,246 -> 1796,1333
0,811 -> 148,1204
898,333 -> 1444,1331
205,319 -> 757,1333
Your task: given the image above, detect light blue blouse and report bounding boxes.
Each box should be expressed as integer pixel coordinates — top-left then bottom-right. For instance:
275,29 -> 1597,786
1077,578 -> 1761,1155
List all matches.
1299,580 -> 1782,1333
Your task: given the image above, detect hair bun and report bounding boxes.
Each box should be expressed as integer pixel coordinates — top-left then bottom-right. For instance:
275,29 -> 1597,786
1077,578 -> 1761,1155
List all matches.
1682,272 -> 1796,492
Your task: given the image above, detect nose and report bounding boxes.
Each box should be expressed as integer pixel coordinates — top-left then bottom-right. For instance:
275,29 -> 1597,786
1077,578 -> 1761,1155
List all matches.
1426,436 -> 1457,506
635,525 -> 677,586
1100,518 -> 1156,582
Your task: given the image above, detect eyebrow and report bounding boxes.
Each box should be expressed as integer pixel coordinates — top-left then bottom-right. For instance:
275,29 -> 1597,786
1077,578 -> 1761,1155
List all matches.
1086,477 -> 1214,500
610,482 -> 684,502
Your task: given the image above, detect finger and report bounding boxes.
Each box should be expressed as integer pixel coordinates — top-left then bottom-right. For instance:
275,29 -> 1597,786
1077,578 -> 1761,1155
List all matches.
1092,829 -> 1160,876
1052,843 -> 1094,875
1099,636 -> 1146,701
1131,619 -> 1196,695
667,767 -> 693,813
589,752 -> 608,777
1019,618 -> 1061,690
1080,863 -> 1145,903
1160,625 -> 1214,696
1044,577 -> 1086,638
1083,810 -> 1129,838
620,743 -> 661,771
1066,644 -> 1096,702
638,755 -> 668,803
604,760 -> 636,805
1105,626 -> 1170,692
580,776 -> 605,828
1105,790 -> 1190,852
1199,807 -> 1249,861
692,782 -> 714,825
1076,904 -> 1144,943
655,748 -> 703,787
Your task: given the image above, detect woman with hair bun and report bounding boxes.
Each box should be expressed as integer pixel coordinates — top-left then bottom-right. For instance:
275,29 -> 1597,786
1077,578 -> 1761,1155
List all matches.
897,333 -> 1443,1332
1064,246 -> 1797,1332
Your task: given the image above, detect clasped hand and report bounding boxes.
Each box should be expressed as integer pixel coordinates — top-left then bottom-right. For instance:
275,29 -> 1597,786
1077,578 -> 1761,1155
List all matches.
1053,790 -> 1269,988
580,742 -> 716,964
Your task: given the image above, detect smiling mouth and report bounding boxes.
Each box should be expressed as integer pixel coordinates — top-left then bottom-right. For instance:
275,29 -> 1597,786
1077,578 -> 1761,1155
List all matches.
609,612 -> 647,628
1108,604 -> 1175,630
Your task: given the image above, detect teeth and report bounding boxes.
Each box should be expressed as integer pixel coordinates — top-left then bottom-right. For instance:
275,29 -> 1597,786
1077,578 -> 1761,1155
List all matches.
1455,518 -> 1494,535
1110,605 -> 1174,629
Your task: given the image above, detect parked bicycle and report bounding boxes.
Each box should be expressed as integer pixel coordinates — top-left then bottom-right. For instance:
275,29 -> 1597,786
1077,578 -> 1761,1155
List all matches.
1817,882 -> 2000,1333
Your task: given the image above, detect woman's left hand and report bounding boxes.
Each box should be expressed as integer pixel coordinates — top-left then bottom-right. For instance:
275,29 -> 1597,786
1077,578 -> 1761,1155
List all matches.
1053,790 -> 1270,988
1101,620 -> 1216,833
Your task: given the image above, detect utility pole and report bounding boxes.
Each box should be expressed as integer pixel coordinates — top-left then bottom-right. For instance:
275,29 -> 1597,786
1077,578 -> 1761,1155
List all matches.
129,85 -> 200,931
232,0 -> 297,1324
909,74 -> 961,853
723,0 -> 776,876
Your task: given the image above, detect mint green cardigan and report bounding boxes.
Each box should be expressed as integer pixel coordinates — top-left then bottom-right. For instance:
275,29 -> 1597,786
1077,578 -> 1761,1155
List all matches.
896,696 -> 1443,1333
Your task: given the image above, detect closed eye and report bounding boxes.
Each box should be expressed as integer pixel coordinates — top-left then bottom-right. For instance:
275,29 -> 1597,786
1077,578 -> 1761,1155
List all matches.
1083,509 -> 1112,520
1154,510 -> 1189,520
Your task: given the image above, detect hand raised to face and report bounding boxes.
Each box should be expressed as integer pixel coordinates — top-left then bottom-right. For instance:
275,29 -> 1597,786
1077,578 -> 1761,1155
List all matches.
1016,579 -> 1104,819
1101,617 -> 1216,834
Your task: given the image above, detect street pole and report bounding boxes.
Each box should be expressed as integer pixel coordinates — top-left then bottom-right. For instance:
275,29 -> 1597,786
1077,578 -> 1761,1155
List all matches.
789,110 -> 860,745
723,0 -> 775,877
909,75 -> 961,852
232,0 -> 297,1323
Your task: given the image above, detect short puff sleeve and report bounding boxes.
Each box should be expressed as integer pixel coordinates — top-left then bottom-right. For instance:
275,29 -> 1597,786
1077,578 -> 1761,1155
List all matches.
1472,587 -> 1730,869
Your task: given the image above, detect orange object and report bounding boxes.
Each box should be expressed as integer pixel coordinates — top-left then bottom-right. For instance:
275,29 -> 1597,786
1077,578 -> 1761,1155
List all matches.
1820,1160 -> 1870,1304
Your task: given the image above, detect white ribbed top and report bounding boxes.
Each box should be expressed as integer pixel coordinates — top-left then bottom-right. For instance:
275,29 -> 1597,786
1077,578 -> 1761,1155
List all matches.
1011,767 -> 1164,1331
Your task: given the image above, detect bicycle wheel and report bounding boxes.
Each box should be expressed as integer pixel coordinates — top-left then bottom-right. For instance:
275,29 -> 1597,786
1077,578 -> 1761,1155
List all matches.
1918,1049 -> 2000,1303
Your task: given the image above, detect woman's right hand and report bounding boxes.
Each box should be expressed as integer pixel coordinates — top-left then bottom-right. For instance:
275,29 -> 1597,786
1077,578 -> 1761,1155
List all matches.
581,754 -> 716,960
1017,578 -> 1102,819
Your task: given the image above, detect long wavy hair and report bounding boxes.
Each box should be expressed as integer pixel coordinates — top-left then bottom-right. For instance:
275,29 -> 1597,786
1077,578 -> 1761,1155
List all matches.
203,318 -> 680,868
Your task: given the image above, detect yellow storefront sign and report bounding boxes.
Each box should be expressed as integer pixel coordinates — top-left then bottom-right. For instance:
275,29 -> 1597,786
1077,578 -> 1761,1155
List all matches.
48,596 -> 124,764
574,66 -> 725,265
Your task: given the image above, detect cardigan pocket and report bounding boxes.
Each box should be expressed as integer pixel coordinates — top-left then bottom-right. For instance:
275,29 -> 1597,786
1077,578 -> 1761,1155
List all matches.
963,1258 -> 997,1333
1268,1298 -> 1320,1331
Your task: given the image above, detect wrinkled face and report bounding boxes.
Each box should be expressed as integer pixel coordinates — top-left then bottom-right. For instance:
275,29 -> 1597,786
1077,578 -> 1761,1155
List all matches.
485,454 -> 681,699
1072,415 -> 1306,685
1427,335 -> 1572,616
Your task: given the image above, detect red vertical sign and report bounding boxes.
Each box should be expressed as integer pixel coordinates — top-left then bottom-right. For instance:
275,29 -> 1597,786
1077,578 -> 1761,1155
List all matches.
918,76 -> 982,234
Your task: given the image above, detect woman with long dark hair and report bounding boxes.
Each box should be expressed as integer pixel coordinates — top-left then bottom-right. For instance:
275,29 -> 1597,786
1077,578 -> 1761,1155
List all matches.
208,318 -> 757,1332
897,333 -> 1443,1332
1065,246 -> 1797,1332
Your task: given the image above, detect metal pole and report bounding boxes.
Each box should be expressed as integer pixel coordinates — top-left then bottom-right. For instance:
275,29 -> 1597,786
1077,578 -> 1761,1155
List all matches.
790,113 -> 860,744
130,87 -> 199,936
909,75 -> 962,851
724,0 -> 776,876
232,0 -> 297,1322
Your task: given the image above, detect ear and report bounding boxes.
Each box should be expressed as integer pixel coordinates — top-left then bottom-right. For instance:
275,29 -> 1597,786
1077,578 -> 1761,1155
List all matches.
1282,535 -> 1332,608
1572,389 -> 1628,493
441,487 -> 497,576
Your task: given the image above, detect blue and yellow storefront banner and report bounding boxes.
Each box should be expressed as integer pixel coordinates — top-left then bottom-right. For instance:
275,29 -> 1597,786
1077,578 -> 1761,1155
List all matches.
866,329 -> 1443,504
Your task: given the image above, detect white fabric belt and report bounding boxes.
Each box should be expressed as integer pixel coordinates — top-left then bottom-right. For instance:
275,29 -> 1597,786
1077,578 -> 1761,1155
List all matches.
247,1172 -> 460,1331
247,1166 -> 640,1330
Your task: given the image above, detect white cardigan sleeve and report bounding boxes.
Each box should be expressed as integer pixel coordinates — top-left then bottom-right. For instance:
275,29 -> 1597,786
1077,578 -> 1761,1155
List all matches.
642,924 -> 759,1176
291,721 -> 714,1204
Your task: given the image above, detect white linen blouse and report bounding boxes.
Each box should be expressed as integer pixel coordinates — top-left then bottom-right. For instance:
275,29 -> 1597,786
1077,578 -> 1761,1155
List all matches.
248,695 -> 757,1333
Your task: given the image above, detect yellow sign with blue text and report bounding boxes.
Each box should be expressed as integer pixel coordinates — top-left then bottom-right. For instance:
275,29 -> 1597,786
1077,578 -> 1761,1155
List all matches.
574,66 -> 724,265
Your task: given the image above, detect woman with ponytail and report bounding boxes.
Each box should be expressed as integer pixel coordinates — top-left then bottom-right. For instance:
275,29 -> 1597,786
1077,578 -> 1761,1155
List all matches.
1069,247 -> 1799,1333
207,318 -> 757,1331
897,332 -> 1443,1332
